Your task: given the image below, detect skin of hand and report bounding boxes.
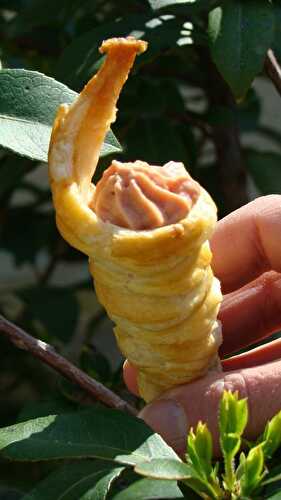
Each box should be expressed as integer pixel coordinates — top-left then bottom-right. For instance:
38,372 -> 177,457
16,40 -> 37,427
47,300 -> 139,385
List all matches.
123,194 -> 281,457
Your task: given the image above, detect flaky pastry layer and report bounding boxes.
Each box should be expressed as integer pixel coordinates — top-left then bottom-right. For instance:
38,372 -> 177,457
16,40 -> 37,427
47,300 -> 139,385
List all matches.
48,37 -> 222,402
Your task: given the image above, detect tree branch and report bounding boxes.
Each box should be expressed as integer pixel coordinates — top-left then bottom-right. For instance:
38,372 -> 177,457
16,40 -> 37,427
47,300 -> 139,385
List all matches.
265,49 -> 281,98
0,314 -> 137,416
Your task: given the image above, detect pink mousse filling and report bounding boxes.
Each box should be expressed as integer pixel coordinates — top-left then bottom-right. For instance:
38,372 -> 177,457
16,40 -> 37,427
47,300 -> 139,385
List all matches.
92,160 -> 200,230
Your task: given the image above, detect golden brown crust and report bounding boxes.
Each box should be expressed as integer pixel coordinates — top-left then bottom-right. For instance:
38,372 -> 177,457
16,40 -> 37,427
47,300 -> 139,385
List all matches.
48,37 -> 222,402
100,37 -> 147,55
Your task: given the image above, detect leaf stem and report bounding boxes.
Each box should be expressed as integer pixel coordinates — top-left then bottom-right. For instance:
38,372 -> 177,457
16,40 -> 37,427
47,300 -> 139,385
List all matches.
0,314 -> 137,416
224,455 -> 236,493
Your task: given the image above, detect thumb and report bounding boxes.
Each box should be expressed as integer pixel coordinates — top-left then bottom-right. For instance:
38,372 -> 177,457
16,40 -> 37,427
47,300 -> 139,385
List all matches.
137,360 -> 281,457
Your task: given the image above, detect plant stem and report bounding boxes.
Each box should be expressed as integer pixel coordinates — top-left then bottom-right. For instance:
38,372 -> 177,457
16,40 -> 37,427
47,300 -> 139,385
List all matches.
224,455 -> 236,494
0,314 -> 137,416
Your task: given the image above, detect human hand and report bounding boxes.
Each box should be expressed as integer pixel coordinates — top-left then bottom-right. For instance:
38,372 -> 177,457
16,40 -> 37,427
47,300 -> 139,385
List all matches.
123,195 -> 281,456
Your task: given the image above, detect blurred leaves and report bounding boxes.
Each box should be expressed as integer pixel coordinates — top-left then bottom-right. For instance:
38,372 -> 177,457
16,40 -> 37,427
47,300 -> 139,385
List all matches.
1,208 -> 57,266
16,286 -> 79,342
0,155 -> 35,200
246,150 -> 281,196
208,0 -> 275,99
6,0 -> 83,37
56,14 -> 195,89
148,0 -> 221,15
0,488 -> 23,500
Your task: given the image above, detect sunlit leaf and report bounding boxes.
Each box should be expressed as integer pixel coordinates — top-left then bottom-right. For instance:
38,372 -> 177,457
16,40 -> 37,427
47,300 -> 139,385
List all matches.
0,407 -> 178,465
135,459 -> 192,480
113,478 -> 184,500
0,69 -> 121,161
209,0 -> 274,99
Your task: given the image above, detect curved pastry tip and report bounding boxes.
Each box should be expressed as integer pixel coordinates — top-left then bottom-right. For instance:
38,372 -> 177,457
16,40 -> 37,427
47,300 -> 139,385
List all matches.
100,37 -> 147,55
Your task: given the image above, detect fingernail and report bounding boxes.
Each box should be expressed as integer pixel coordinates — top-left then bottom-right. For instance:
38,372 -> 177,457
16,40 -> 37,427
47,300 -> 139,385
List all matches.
138,398 -> 188,455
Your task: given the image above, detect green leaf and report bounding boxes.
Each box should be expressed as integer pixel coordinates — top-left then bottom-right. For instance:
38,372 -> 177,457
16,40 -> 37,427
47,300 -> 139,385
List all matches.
22,460 -> 124,500
239,445 -> 265,496
221,433 -> 241,457
134,460 -> 216,498
17,286 -> 79,342
135,459 -> 192,480
0,69 -> 121,162
261,411 -> 281,459
245,150 -> 281,195
186,422 -> 213,479
113,478 -> 184,500
81,467 -> 124,500
57,15 -> 192,89
209,0 -> 275,99
219,391 -> 248,438
0,407 -> 178,465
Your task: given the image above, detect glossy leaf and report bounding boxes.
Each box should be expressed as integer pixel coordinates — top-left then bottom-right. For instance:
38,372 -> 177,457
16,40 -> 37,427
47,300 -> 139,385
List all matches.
22,460 -> 124,500
209,0 -> 274,99
0,69 -> 121,161
135,458 -> 192,480
113,478 -> 184,500
0,407 -> 178,464
245,150 -> 281,195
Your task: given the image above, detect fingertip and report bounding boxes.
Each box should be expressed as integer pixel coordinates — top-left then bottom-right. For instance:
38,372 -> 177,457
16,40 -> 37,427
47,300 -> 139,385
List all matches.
123,359 -> 139,396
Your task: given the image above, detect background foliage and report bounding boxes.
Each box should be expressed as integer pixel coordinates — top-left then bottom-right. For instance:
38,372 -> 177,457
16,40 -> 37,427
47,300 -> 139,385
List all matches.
0,0 -> 281,498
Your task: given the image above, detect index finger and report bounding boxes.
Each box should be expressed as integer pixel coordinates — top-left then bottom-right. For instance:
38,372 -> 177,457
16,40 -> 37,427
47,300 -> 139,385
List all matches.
211,195 -> 281,293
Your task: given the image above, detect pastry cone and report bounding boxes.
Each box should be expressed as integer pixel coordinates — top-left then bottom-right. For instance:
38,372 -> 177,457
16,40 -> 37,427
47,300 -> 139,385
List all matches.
48,37 -> 222,402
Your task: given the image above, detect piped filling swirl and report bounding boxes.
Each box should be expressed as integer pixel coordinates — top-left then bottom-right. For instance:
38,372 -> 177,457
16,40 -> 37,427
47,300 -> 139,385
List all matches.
92,159 -> 200,230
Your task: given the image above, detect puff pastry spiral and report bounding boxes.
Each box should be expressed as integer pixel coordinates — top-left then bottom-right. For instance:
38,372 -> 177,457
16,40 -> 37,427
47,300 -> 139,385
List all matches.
48,37 -> 222,402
